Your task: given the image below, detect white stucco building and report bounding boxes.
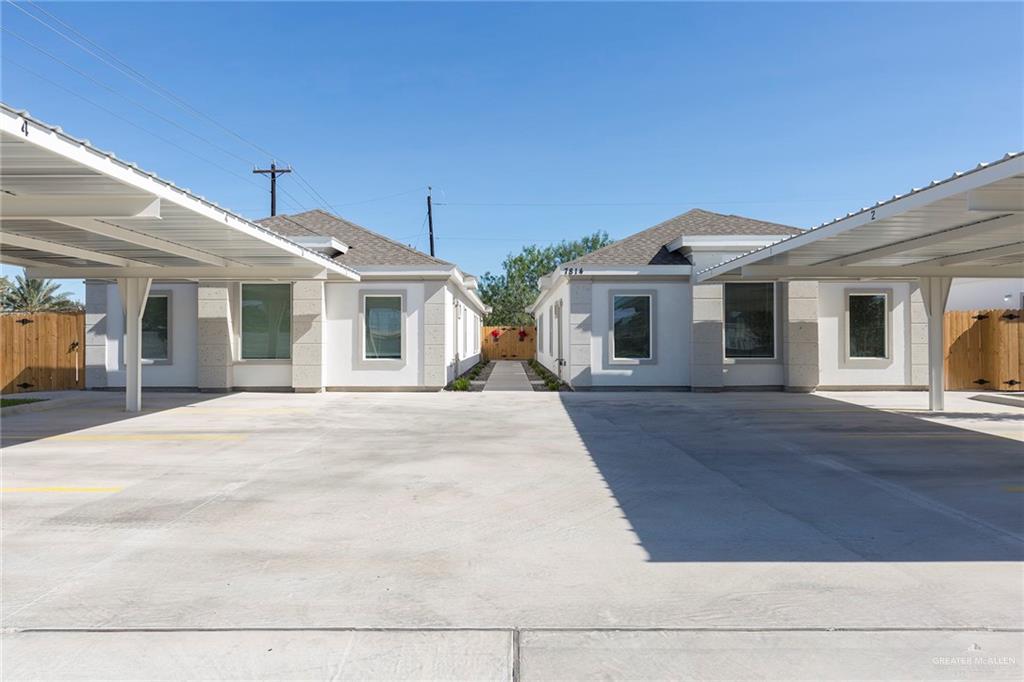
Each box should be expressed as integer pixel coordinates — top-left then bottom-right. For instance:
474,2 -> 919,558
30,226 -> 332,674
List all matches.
0,105 -> 485,405
84,209 -> 487,392
531,199 -> 1023,393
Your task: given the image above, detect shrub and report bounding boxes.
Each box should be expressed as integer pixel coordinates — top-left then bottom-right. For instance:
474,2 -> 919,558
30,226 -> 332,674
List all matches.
451,377 -> 471,391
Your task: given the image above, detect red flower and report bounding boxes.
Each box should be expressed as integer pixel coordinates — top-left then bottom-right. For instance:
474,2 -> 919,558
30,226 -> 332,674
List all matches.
490,329 -> 501,339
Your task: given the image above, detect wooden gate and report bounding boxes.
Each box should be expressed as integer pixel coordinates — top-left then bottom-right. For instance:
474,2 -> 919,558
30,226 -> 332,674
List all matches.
481,326 -> 536,361
1,312 -> 86,393
944,309 -> 1022,391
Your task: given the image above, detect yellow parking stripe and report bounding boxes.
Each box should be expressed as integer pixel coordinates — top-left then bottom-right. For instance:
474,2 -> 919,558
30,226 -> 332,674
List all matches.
1005,486 -> 1024,493
2,486 -> 122,493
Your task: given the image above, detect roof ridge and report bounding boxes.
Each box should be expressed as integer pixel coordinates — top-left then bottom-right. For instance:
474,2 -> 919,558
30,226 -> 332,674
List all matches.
294,209 -> 452,266
560,208 -> 706,265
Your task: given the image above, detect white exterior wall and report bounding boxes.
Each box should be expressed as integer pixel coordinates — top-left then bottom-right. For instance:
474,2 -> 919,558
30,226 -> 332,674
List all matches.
104,282 -> 198,388
534,277 -> 570,379
446,282 -> 483,378
89,276 -> 481,392
588,280 -> 691,388
947,278 -> 1024,310
323,281 -> 424,388
817,281 -> 914,387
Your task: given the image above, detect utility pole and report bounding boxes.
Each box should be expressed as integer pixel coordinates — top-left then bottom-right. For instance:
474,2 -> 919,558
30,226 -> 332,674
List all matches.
253,161 -> 292,216
426,186 -> 436,257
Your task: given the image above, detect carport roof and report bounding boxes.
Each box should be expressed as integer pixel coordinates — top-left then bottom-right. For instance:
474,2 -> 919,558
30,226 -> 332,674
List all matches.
696,153 -> 1024,282
0,104 -> 359,281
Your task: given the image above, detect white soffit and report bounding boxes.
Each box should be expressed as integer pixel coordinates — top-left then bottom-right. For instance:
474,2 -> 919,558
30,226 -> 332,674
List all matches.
696,152 -> 1024,282
0,104 -> 359,281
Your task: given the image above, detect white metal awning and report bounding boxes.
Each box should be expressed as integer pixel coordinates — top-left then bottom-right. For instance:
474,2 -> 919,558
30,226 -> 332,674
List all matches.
695,153 -> 1024,283
695,152 -> 1023,412
0,104 -> 360,282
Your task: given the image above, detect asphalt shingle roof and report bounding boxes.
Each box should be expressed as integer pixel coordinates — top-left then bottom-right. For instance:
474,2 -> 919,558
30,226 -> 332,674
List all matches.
562,208 -> 803,267
257,209 -> 451,267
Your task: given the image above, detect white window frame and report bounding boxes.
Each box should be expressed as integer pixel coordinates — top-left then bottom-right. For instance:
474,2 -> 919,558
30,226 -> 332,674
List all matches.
360,292 -> 406,363
609,291 -> 656,364
141,291 -> 172,364
843,288 -> 892,365
723,281 -> 778,361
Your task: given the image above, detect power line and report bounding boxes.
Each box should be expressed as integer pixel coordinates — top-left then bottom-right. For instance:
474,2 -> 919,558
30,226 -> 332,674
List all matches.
6,0 -> 278,159
5,0 -> 329,212
327,186 -> 427,208
2,26 -> 258,168
3,58 -> 307,212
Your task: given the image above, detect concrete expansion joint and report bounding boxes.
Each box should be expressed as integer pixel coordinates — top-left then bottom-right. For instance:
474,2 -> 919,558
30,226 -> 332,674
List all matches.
10,626 -> 1020,633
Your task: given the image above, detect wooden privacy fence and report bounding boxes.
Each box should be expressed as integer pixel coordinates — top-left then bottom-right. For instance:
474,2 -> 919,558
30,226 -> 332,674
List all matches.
481,326 -> 536,361
945,309 -> 1022,391
1,312 -> 86,394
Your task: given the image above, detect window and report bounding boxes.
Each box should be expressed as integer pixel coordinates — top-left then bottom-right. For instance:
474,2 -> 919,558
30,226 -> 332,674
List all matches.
141,294 -> 169,361
241,284 -> 291,359
848,293 -> 888,358
612,294 -> 652,360
537,314 -> 544,353
548,307 -> 553,354
724,283 -> 775,358
364,295 -> 402,359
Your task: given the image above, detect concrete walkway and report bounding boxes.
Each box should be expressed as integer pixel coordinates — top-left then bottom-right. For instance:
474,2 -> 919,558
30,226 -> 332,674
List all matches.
482,360 -> 533,391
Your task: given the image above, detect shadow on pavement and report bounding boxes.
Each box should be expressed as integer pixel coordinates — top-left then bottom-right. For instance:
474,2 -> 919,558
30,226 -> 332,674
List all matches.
559,391 -> 1024,562
1,391 -> 227,447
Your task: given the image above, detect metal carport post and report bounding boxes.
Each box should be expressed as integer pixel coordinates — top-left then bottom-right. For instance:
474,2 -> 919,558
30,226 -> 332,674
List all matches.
0,104 -> 360,412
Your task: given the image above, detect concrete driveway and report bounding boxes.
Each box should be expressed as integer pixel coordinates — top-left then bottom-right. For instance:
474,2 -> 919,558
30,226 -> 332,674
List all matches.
2,390 -> 1022,680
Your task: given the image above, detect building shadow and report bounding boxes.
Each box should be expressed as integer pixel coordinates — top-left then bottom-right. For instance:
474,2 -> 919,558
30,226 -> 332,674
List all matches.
558,391 -> 1024,562
1,390 -> 227,447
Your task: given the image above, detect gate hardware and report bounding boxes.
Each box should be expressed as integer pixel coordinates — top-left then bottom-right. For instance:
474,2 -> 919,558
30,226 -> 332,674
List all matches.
16,382 -> 33,389
69,340 -> 80,351
1000,313 -> 1020,320
1006,379 -> 1021,386
973,378 -> 991,385
971,314 -> 989,320
15,317 -> 34,325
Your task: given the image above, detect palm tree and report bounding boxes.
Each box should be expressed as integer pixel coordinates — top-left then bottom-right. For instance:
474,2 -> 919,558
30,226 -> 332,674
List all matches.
1,275 -> 82,312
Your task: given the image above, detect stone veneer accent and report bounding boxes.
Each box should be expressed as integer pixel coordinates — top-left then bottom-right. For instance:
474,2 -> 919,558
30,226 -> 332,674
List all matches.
783,281 -> 819,392
909,286 -> 929,387
690,283 -> 725,391
291,281 -> 324,392
568,281 -> 592,388
84,280 -> 108,389
197,281 -> 232,392
422,282 -> 447,388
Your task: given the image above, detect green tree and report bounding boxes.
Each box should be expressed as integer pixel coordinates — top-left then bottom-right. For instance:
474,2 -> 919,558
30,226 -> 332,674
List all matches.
479,231 -> 612,325
1,275 -> 82,312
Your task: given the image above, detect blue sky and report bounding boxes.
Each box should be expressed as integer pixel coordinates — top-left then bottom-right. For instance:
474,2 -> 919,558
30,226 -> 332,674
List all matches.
2,1 -> 1021,300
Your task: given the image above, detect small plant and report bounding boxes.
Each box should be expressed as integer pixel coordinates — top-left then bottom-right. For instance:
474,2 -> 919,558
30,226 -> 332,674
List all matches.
529,358 -> 565,391
450,377 -> 471,391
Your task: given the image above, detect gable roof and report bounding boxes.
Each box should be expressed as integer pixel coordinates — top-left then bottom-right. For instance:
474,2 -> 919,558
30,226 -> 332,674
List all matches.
562,208 -> 803,267
257,209 -> 451,267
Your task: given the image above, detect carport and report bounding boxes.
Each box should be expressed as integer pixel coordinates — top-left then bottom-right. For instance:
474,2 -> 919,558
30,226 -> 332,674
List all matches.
696,152 -> 1024,411
0,104 -> 359,411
